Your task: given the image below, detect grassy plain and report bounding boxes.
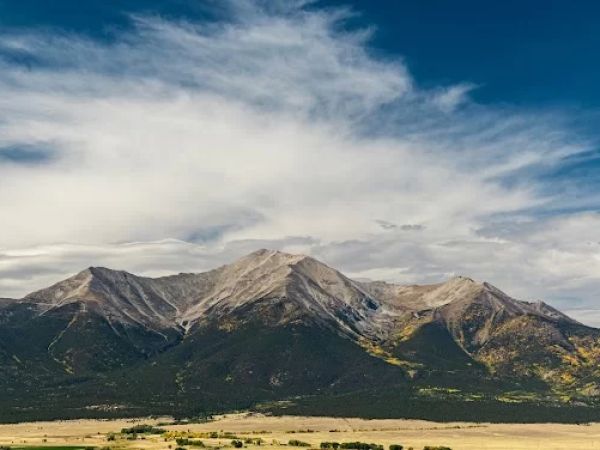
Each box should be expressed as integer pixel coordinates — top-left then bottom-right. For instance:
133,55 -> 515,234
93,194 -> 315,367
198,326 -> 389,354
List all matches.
0,413 -> 600,450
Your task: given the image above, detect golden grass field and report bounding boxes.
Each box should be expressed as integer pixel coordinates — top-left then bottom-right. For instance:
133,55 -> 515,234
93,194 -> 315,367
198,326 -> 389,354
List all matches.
1,413 -> 600,450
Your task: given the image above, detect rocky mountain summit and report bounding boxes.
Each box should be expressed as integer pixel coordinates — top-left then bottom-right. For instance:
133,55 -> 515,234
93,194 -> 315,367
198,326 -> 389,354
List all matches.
1,249 -> 599,422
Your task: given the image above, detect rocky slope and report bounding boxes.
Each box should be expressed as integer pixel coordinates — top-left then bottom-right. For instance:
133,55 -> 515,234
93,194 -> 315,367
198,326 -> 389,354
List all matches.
1,249 -> 599,421
23,249 -> 386,339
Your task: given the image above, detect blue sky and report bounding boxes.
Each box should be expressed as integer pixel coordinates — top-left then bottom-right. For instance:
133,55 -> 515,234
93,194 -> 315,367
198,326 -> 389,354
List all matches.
0,1 -> 599,324
324,0 -> 600,108
2,0 -> 599,107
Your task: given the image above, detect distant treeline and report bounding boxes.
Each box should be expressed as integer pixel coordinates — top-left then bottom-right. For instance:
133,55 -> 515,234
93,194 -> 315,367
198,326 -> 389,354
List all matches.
1,379 -> 600,424
266,390 -> 600,424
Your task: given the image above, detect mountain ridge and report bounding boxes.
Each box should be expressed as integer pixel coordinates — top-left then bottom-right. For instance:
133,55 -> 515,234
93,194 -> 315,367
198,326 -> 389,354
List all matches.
1,248 -> 599,423
21,248 -> 580,335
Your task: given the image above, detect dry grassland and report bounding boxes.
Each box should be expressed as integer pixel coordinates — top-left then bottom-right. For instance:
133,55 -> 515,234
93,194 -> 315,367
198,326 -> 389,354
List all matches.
0,413 -> 599,450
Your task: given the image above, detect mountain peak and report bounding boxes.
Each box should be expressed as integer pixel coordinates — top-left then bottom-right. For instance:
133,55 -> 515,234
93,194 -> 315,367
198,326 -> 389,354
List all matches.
448,275 -> 477,284
26,268 -> 96,304
241,248 -> 309,265
178,248 -> 380,335
85,265 -> 118,274
82,266 -> 136,278
406,275 -> 485,309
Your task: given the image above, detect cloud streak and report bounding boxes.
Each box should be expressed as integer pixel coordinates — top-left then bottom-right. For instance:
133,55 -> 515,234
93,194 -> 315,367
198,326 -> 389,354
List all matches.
0,2 -> 598,324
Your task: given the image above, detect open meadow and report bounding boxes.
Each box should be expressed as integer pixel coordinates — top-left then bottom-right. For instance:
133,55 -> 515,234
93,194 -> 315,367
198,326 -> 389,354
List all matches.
0,413 -> 599,450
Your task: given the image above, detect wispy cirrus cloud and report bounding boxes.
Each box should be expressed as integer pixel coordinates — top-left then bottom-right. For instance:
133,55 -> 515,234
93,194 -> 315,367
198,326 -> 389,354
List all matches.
0,1 -> 598,324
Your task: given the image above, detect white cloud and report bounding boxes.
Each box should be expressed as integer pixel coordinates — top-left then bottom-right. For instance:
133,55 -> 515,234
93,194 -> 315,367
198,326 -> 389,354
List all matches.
0,2 -> 598,324
430,83 -> 476,112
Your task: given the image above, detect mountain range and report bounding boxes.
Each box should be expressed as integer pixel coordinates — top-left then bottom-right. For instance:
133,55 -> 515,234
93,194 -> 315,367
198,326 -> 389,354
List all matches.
1,249 -> 600,423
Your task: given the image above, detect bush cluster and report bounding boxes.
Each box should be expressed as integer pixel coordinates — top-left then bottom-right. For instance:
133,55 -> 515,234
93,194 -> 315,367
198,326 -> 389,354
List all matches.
288,440 -> 311,447
121,424 -> 166,435
321,442 -> 384,450
341,442 -> 383,450
176,438 -> 205,447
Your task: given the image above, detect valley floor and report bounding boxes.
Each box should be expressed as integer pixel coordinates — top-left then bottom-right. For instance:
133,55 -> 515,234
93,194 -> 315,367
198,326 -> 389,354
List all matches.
1,413 -> 600,450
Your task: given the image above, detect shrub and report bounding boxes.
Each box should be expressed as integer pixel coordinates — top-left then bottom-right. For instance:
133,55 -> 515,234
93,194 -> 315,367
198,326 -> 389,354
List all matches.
321,443 -> 340,449
107,433 -> 116,441
288,440 -> 311,447
339,443 -> 383,450
389,445 -> 403,450
121,424 -> 166,435
231,440 -> 244,448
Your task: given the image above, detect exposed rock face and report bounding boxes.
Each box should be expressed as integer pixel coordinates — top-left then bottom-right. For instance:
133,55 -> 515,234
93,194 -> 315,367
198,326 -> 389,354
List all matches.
23,249 -> 579,341
1,249 -> 599,420
23,249 -> 385,338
